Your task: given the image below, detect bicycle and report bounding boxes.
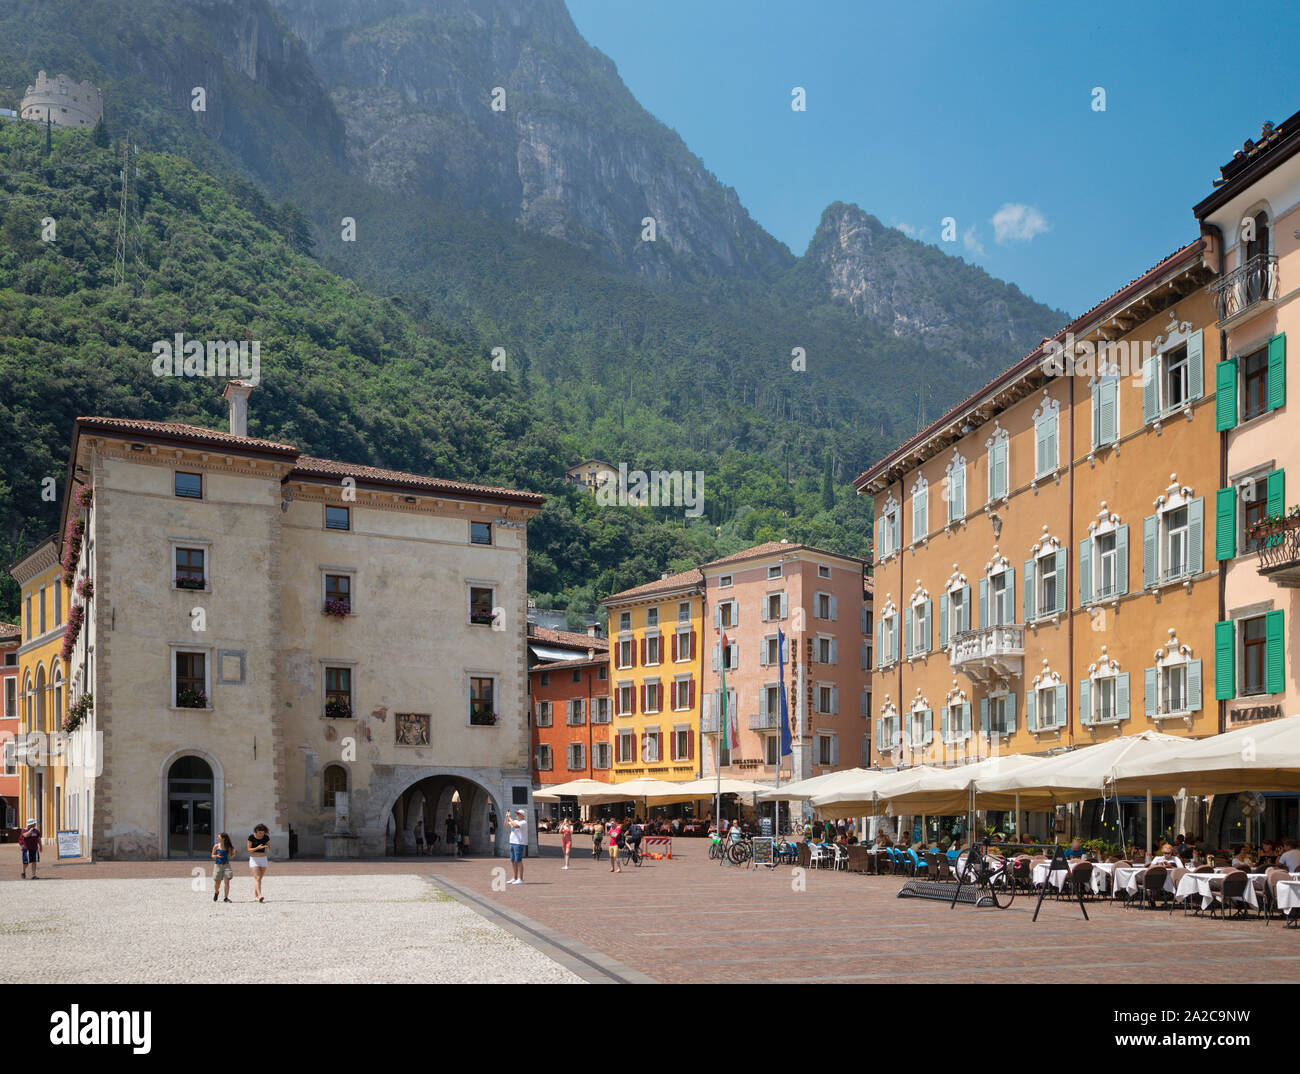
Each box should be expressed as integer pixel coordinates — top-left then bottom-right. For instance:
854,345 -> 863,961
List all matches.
724,839 -> 752,867
708,836 -> 726,861
620,841 -> 643,867
951,841 -> 1016,909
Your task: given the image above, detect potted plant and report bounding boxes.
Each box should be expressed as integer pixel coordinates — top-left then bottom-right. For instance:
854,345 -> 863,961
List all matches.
470,609 -> 496,625
77,577 -> 94,601
64,692 -> 93,733
325,697 -> 353,719
175,573 -> 205,590
75,486 -> 93,509
176,687 -> 208,709
322,599 -> 351,617
60,604 -> 85,664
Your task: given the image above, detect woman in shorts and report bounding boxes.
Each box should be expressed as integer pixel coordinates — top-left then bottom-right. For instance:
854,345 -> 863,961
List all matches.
247,824 -> 270,902
559,817 -> 573,870
212,832 -> 234,902
607,820 -> 623,874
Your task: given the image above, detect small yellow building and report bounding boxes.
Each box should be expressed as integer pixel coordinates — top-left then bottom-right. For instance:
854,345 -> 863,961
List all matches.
603,570 -> 704,783
11,535 -> 74,846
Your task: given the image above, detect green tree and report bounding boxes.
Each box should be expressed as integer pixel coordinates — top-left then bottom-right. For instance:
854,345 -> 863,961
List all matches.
821,450 -> 835,512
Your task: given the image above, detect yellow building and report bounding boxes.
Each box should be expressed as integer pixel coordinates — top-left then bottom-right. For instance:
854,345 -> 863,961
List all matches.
11,535 -> 75,846
603,569 -> 704,783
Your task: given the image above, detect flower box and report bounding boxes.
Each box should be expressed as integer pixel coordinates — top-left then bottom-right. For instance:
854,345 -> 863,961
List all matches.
64,692 -> 93,733
470,611 -> 496,625
325,698 -> 353,720
322,599 -> 351,618
75,487 -> 93,509
469,710 -> 498,726
1247,509 -> 1300,543
176,688 -> 208,710
175,575 -> 205,590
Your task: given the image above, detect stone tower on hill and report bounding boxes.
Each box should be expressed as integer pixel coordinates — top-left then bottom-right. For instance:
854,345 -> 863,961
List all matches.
20,71 -> 102,129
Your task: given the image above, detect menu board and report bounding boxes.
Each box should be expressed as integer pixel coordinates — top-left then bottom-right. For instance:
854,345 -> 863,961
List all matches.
57,829 -> 81,859
751,836 -> 775,867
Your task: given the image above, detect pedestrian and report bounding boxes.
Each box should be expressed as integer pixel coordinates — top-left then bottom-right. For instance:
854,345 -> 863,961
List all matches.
506,808 -> 527,884
445,814 -> 459,857
559,817 -> 573,869
247,823 -> 270,902
211,832 -> 235,902
607,819 -> 624,873
414,819 -> 426,855
592,819 -> 605,860
19,818 -> 40,880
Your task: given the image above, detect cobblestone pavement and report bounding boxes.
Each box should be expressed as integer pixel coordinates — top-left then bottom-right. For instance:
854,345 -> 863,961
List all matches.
425,836 -> 1300,984
0,868 -> 581,984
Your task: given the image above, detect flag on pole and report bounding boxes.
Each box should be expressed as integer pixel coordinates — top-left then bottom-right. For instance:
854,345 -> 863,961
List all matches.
777,627 -> 792,757
720,631 -> 737,749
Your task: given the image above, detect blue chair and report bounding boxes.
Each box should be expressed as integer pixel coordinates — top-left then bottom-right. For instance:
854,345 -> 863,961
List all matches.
906,847 -> 924,875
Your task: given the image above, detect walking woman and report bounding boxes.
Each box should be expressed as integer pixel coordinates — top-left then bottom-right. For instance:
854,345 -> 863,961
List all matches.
559,817 -> 574,870
247,824 -> 270,902
212,832 -> 235,902
607,819 -> 624,874
592,819 -> 605,860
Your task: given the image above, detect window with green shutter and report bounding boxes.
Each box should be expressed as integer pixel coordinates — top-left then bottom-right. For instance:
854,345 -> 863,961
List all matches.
1216,357 -> 1239,430
1268,333 -> 1286,412
1216,487 -> 1236,560
1266,468 -> 1285,518
1214,620 -> 1234,699
1266,609 -> 1285,695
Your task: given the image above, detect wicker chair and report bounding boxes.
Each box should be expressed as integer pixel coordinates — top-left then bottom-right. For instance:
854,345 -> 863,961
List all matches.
1264,867 -> 1290,924
1139,866 -> 1171,911
1209,870 -> 1251,919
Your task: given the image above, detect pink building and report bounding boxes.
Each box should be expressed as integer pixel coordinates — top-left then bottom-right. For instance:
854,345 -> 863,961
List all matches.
699,541 -> 872,788
0,623 -> 19,837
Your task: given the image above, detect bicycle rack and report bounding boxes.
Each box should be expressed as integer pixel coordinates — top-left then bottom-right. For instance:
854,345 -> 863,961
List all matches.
898,880 -> 997,908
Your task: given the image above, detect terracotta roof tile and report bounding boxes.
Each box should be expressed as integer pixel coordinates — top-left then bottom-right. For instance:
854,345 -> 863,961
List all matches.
76,417 -> 298,454
529,655 -> 608,672
702,541 -> 868,570
605,568 -> 704,603
0,622 -> 21,640
291,457 -> 543,504
529,626 -> 609,652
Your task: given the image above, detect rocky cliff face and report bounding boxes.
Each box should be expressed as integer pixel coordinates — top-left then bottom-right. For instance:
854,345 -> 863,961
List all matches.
801,202 -> 1065,368
266,0 -> 792,279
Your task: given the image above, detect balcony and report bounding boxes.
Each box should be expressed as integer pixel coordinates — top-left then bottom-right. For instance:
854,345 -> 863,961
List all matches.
749,711 -> 779,730
700,711 -> 719,734
1211,254 -> 1278,327
1255,515 -> 1300,588
948,624 -> 1024,682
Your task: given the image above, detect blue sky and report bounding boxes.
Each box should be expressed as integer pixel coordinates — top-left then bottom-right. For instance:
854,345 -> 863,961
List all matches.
566,0 -> 1300,317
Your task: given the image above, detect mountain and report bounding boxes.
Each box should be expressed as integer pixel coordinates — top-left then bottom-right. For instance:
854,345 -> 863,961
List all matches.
265,0 -> 793,281
0,0 -> 1071,620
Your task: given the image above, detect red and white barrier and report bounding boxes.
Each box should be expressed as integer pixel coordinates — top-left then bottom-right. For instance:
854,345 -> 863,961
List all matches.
641,836 -> 673,859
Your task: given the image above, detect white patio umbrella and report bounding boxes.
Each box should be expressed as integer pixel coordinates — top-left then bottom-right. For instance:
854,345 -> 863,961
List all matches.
756,768 -> 870,802
1107,715 -> 1300,795
976,731 -> 1187,810
533,779 -> 634,805
809,766 -> 935,816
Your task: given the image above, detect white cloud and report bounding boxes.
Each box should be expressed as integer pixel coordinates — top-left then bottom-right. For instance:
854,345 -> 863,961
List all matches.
962,226 -> 984,256
892,220 -> 923,239
992,203 -> 1049,244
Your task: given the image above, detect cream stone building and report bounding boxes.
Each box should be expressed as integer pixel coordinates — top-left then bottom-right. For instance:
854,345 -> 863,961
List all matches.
49,381 -> 543,859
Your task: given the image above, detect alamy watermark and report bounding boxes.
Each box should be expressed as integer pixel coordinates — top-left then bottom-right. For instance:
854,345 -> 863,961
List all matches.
1040,333 -> 1156,383
151,333 -> 260,386
596,463 -> 704,518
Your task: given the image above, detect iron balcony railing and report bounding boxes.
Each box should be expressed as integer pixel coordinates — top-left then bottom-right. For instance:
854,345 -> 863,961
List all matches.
1255,516 -> 1300,584
1211,253 -> 1278,324
749,711 -> 779,730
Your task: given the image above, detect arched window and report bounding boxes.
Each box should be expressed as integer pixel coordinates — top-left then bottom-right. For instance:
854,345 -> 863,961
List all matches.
323,764 -> 348,809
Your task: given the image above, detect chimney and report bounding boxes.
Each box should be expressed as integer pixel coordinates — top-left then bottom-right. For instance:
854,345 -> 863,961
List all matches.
587,624 -> 599,639
526,622 -> 536,637
223,379 -> 254,437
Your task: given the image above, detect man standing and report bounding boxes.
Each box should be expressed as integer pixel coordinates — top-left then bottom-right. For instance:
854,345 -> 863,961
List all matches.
414,819 -> 426,855
506,809 -> 527,884
445,814 -> 459,857
19,818 -> 40,880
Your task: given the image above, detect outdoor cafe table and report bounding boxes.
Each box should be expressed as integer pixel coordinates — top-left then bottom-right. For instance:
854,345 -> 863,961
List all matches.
1277,879 -> 1300,914
1112,866 -> 1178,899
1174,871 -> 1262,911
1032,859 -> 1108,894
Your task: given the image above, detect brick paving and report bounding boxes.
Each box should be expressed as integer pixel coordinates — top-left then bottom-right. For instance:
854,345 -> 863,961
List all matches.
426,836 -> 1300,984
7,841 -> 1299,984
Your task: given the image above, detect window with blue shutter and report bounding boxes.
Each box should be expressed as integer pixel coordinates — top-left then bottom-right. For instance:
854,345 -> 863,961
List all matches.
904,606 -> 914,659
1079,679 -> 1092,724
1055,683 -> 1067,726
960,701 -> 971,739
1115,525 -> 1129,595
1187,330 -> 1204,400
1116,673 -> 1130,721
1188,497 -> 1205,576
1007,692 -> 1018,734
1142,360 -> 1159,424
978,697 -> 989,739
1144,666 -> 1158,718
1143,514 -> 1158,589
939,591 -> 949,649
1079,537 -> 1093,605
1054,549 -> 1068,613
1024,558 -> 1036,621
1026,688 -> 1036,731
978,578 -> 988,629
1187,659 -> 1202,712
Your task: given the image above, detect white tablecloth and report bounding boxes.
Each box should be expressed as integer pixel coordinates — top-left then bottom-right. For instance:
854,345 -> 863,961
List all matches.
1175,871 -> 1259,910
1031,860 -> 1109,893
1113,866 -> 1177,898
1276,879 -> 1300,912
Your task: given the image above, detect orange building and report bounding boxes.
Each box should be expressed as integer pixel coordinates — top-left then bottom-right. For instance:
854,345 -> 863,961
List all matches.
858,240 -> 1222,845
528,625 -> 611,804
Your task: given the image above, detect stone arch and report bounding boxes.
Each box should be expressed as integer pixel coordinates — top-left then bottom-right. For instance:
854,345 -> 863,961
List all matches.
373,767 -> 511,858
156,747 -> 225,860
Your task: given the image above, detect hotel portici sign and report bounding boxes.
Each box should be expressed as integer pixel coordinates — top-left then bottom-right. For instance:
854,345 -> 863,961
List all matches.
1227,703 -> 1284,727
